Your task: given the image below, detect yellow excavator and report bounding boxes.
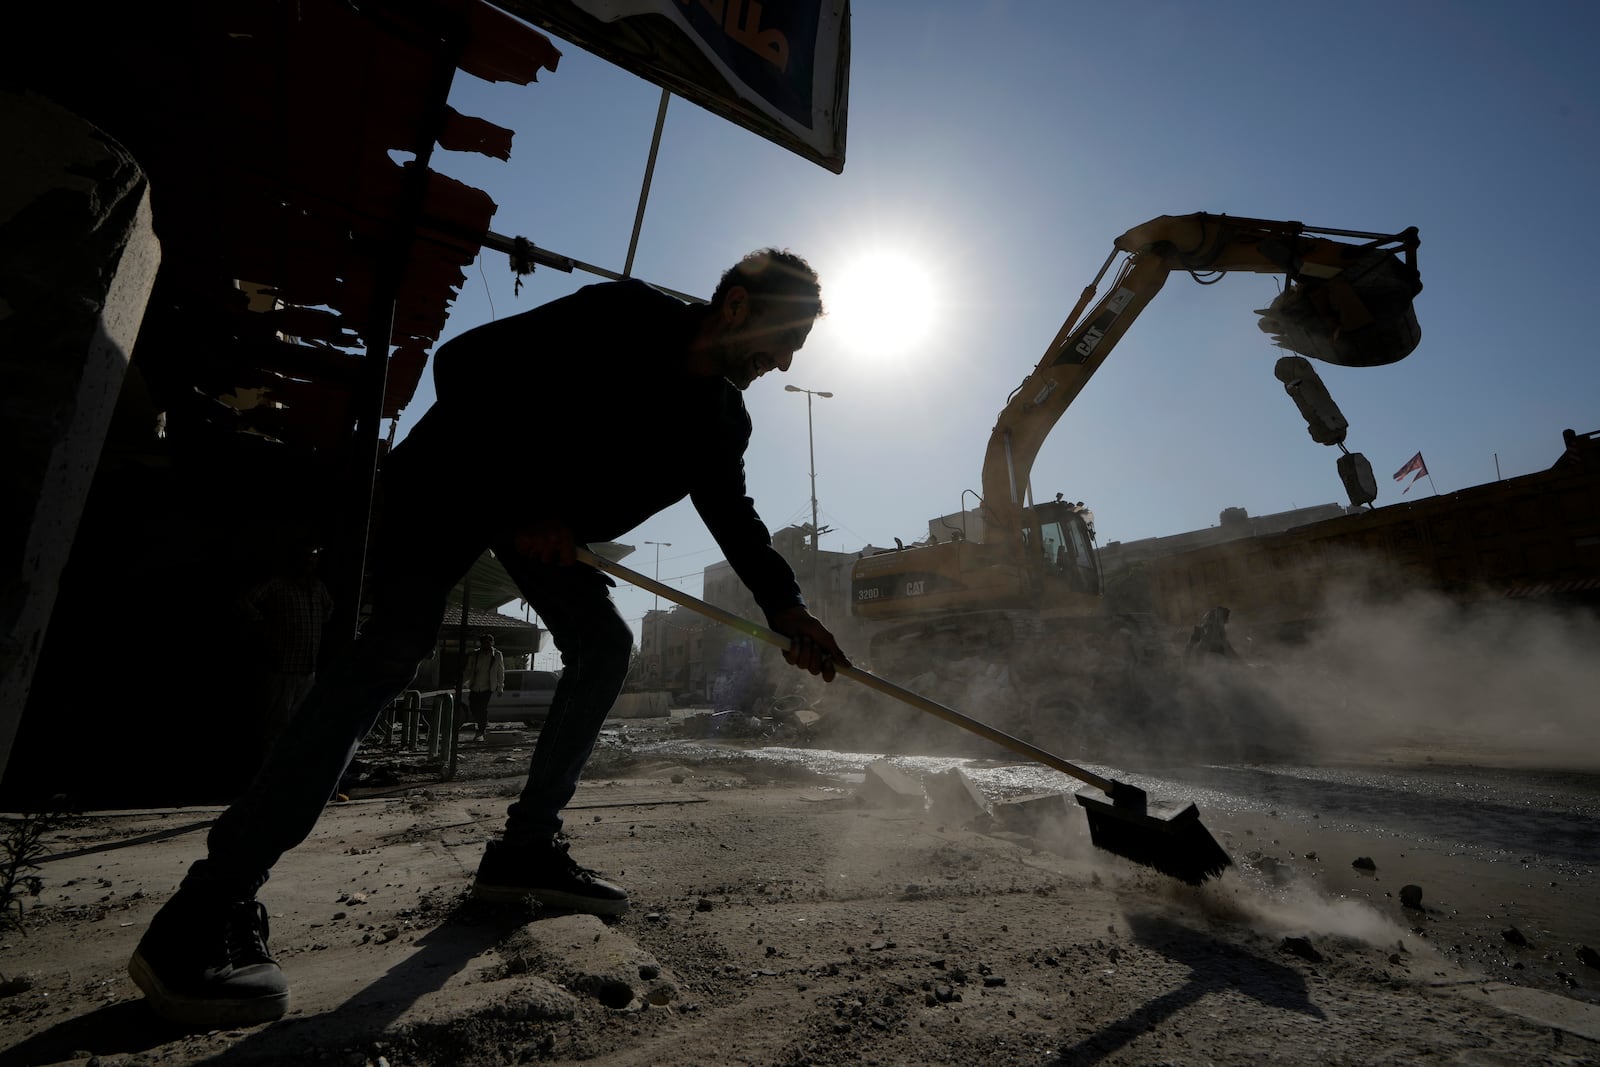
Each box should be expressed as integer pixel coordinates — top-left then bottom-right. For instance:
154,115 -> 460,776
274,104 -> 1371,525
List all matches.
848,212 -> 1423,725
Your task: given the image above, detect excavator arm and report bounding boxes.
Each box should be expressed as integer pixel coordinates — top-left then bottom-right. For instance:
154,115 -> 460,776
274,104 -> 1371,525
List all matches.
979,213 -> 1422,538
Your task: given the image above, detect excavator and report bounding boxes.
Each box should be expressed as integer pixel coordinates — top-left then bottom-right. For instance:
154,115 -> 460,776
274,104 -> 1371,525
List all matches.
848,212 -> 1423,733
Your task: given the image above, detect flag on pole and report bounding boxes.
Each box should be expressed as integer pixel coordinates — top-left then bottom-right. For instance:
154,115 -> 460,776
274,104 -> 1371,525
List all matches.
1392,451 -> 1427,494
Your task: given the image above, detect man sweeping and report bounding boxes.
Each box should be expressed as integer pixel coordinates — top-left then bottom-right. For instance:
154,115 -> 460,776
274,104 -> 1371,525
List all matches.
128,248 -> 851,1028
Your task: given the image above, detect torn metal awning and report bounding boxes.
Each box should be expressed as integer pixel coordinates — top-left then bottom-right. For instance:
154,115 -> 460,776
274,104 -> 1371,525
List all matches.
447,542 -> 639,611
20,0 -> 563,451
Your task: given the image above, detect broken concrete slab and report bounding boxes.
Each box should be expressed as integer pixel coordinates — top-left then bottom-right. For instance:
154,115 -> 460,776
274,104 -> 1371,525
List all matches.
992,791 -> 1078,840
1470,982 -> 1600,1042
923,767 -> 989,826
857,760 -> 925,809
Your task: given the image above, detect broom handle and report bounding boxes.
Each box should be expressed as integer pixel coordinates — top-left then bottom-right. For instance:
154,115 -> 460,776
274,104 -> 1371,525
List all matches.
575,547 -> 1117,795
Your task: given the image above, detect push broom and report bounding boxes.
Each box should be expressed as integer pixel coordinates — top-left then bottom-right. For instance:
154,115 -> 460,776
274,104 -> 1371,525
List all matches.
576,548 -> 1232,886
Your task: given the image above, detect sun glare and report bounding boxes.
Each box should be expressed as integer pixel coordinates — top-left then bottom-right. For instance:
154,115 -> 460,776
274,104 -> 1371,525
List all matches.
825,251 -> 938,358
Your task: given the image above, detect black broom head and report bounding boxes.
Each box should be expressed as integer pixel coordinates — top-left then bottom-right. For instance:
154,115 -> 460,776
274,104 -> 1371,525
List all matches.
1075,790 -> 1232,886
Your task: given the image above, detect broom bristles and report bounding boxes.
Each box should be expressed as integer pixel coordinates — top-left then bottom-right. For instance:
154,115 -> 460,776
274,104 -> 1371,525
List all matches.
1075,793 -> 1232,886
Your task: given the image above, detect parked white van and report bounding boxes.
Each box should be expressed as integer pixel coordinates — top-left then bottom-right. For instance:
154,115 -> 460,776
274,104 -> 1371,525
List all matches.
488,669 -> 560,728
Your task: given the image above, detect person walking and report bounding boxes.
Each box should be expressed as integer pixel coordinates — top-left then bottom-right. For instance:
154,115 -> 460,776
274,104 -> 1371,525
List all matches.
128,248 -> 851,1028
461,632 -> 503,741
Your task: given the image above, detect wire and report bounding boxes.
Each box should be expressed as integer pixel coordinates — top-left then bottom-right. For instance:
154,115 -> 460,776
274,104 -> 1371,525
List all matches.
477,252 -> 497,320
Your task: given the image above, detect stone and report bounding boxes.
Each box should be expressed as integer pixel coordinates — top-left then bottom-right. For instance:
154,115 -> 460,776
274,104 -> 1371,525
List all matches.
924,768 -> 990,826
858,761 -> 925,809
1278,936 -> 1324,962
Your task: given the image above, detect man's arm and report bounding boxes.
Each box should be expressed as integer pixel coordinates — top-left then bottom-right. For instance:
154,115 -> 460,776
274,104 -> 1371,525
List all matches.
767,605 -> 850,682
690,454 -> 850,681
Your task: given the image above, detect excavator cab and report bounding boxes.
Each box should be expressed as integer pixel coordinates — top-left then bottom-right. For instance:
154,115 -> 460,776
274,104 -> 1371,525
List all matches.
1028,498 -> 1101,598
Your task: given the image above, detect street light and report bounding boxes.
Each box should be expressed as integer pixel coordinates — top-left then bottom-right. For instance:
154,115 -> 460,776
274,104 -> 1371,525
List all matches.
643,540 -> 671,610
784,384 -> 833,604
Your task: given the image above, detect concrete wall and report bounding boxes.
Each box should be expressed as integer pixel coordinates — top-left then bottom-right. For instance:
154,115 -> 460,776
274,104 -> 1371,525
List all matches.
0,91 -> 159,782
610,691 -> 671,719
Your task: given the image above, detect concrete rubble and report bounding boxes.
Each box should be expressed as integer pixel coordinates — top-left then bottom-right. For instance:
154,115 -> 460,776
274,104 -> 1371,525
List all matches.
922,768 -> 990,827
856,760 -> 925,809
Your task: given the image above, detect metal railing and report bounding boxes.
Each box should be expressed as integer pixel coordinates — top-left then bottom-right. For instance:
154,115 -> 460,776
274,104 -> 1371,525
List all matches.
367,688 -> 458,781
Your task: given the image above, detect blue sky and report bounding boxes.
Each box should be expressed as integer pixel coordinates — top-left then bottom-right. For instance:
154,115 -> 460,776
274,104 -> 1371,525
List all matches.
405,2 -> 1600,654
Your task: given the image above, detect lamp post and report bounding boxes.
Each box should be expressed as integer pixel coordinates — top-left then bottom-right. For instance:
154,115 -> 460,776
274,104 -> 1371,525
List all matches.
784,384 -> 833,606
642,540 -> 671,610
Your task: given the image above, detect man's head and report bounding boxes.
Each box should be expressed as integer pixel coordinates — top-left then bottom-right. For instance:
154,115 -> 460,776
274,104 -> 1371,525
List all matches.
698,248 -> 824,390
478,633 -> 495,649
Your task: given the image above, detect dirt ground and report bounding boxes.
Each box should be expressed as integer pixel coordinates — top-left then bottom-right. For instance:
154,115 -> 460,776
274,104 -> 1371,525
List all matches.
2,718 -> 1598,1067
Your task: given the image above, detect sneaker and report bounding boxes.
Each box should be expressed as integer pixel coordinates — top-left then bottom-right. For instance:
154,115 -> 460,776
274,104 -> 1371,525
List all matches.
128,895 -> 289,1028
473,732 -> 486,742
472,836 -> 629,915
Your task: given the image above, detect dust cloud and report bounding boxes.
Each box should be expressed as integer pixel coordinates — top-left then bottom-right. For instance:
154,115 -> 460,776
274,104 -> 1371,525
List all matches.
827,583 -> 1600,772
1169,876 -> 1420,957
1229,585 -> 1600,769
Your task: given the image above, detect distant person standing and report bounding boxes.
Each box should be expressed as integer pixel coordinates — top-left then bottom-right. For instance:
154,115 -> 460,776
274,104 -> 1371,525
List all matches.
461,632 -> 503,741
238,543 -> 335,763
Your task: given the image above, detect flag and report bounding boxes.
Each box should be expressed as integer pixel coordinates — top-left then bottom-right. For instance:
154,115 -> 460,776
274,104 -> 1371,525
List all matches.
1393,451 -> 1427,494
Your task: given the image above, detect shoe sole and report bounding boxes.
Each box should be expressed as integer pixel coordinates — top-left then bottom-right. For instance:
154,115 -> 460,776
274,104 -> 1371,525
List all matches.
128,951 -> 290,1028
471,881 -> 630,916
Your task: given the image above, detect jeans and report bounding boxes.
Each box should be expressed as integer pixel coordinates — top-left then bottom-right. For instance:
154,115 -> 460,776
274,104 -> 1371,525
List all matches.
184,413 -> 633,900
467,689 -> 493,732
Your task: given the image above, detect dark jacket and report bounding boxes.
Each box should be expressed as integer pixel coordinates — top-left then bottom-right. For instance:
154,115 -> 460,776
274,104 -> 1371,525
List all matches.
415,279 -> 803,620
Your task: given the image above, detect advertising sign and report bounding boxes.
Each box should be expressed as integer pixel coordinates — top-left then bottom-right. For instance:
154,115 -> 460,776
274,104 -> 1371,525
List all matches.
493,0 -> 849,173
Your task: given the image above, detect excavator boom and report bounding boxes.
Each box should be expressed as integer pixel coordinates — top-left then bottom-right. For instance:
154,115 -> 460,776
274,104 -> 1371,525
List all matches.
981,213 -> 1421,535
848,211 -> 1423,760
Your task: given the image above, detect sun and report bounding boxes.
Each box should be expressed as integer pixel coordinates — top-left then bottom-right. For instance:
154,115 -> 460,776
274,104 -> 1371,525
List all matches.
823,251 -> 938,357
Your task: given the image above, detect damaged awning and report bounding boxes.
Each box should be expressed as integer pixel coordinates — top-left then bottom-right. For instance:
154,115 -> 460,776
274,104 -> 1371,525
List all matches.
19,0 -> 563,452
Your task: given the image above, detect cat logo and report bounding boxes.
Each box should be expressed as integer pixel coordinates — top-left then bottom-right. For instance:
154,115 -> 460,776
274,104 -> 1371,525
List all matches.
1054,287 -> 1136,367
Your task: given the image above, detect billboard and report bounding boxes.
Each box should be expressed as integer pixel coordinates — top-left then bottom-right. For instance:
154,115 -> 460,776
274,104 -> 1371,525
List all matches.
492,0 -> 849,173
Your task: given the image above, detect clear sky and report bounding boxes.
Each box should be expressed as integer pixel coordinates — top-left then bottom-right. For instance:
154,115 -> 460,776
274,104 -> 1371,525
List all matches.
403,1 -> 1600,658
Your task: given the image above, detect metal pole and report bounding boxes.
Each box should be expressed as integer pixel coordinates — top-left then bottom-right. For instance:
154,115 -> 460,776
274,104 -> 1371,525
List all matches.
624,89 -> 671,279
784,385 -> 832,608
805,390 -> 819,555
644,540 -> 671,610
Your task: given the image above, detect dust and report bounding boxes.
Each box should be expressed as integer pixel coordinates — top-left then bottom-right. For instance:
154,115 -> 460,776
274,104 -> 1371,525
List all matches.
837,546 -> 1599,770
1210,879 -> 1404,943
1226,583 -> 1600,768
1165,872 -> 1425,958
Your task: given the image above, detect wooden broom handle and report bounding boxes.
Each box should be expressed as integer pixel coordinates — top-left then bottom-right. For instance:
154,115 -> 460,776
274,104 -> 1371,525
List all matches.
575,547 -> 1116,795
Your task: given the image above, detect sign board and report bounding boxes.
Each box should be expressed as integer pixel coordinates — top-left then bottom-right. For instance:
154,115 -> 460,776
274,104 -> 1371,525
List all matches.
493,0 -> 849,173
